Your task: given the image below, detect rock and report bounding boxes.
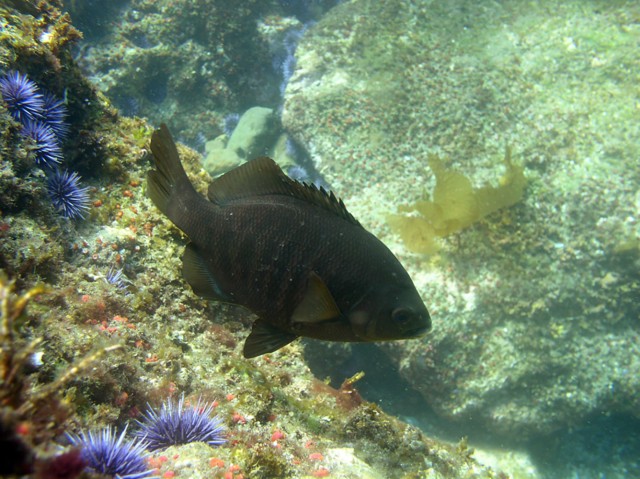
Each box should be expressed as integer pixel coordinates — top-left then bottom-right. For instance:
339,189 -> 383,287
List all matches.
203,107 -> 281,176
272,133 -> 299,172
203,134 -> 243,176
283,0 -> 640,439
324,448 -> 383,479
69,0 -> 279,146
226,107 -> 279,161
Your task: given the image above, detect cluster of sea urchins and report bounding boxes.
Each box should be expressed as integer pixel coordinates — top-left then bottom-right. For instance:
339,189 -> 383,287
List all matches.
67,395 -> 225,478
0,71 -> 90,219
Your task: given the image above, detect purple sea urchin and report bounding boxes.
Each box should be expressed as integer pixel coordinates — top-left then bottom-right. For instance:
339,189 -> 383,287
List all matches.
67,426 -> 157,479
42,92 -> 69,140
47,169 -> 91,219
106,266 -> 129,290
222,113 -> 240,137
135,394 -> 225,451
21,119 -> 62,169
0,71 -> 44,123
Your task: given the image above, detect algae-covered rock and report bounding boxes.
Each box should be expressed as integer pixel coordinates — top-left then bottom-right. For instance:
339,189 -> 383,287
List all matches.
283,0 -> 640,443
203,137 -> 243,177
203,107 -> 280,176
272,133 -> 301,173
67,0 -> 280,145
226,107 -> 279,161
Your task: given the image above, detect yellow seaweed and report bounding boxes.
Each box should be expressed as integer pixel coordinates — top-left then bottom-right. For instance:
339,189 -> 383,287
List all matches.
388,148 -> 526,254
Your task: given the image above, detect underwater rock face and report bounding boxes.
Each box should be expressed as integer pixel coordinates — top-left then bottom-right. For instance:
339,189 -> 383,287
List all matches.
225,106 -> 278,161
203,106 -> 280,176
283,0 -> 640,439
72,0 -> 279,145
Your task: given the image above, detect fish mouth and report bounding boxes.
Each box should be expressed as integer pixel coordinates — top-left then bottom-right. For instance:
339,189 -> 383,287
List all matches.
405,326 -> 430,338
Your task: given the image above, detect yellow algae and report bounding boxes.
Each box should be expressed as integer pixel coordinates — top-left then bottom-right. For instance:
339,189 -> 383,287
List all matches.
386,215 -> 441,255
388,148 -> 526,254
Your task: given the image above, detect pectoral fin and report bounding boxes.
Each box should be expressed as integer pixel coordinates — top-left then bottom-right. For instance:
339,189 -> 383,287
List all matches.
243,319 -> 298,358
291,272 -> 341,324
182,243 -> 230,302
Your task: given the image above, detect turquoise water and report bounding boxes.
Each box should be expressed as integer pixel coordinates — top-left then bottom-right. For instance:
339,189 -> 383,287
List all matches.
1,0 -> 638,478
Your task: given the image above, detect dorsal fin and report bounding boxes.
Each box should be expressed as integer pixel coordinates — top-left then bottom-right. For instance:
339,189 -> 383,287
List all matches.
207,157 -> 361,227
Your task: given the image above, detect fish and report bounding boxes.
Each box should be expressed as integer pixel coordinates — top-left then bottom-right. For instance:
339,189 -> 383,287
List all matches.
147,124 -> 431,358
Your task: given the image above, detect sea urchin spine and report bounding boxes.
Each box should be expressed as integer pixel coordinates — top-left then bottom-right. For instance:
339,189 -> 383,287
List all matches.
67,425 -> 157,479
21,119 -> 63,169
42,92 -> 69,140
47,169 -> 91,219
136,394 -> 226,451
0,71 -> 45,123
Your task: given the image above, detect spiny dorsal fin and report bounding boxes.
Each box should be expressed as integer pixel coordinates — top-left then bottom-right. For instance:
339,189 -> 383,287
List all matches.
207,157 -> 361,227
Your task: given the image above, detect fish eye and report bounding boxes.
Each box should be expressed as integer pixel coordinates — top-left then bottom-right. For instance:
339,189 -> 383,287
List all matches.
392,308 -> 414,324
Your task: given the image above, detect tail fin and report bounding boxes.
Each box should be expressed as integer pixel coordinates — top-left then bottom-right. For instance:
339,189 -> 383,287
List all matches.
147,124 -> 197,219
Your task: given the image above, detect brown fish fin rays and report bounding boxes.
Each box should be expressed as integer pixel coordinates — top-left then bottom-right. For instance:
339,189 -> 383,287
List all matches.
147,124 -> 198,220
182,244 -> 231,302
243,319 -> 298,358
207,157 -> 361,227
291,272 -> 341,324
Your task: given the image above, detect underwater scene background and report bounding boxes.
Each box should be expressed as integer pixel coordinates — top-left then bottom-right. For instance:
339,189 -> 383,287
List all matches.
0,0 -> 639,478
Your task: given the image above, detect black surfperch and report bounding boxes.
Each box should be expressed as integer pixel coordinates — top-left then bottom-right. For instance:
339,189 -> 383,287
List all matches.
147,124 -> 431,358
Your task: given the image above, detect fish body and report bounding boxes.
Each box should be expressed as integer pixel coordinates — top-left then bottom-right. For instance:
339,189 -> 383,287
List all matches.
147,124 -> 431,357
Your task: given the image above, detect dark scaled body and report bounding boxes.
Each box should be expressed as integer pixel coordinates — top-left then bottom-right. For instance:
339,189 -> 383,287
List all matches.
147,124 -> 431,357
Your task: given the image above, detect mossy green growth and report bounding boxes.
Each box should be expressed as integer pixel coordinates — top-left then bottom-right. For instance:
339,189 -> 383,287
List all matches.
388,147 -> 526,254
245,444 -> 293,478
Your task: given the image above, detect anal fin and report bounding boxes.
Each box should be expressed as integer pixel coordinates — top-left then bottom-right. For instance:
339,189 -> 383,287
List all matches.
243,319 -> 298,358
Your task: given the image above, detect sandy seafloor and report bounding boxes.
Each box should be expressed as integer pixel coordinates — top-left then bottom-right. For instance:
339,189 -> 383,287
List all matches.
0,0 -> 639,478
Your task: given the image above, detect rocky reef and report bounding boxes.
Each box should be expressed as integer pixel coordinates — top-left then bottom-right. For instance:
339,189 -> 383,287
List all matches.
67,0 -> 280,146
282,0 -> 640,475
0,1 -> 506,478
